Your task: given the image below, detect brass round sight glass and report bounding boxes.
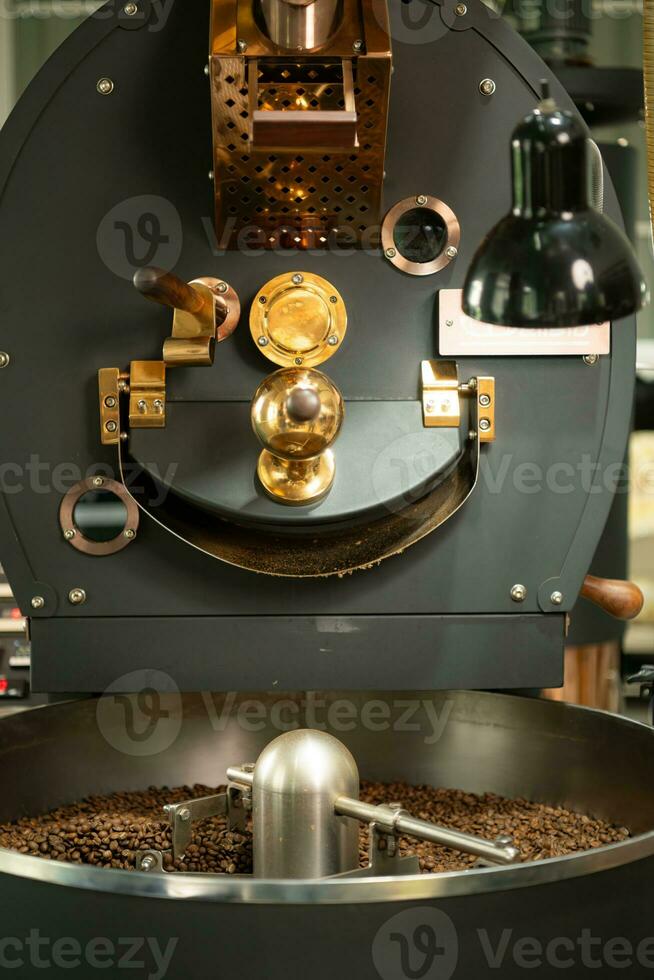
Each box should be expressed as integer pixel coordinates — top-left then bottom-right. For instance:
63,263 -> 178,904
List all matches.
382,196 -> 461,277
250,272 -> 346,368
251,367 -> 344,505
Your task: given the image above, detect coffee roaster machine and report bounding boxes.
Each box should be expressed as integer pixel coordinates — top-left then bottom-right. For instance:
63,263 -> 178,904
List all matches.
1,0 -> 654,975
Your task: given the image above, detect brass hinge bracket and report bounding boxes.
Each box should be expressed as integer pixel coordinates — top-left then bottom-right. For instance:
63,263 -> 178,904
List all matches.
128,360 -> 166,428
421,360 -> 495,442
98,367 -> 121,445
421,360 -> 460,428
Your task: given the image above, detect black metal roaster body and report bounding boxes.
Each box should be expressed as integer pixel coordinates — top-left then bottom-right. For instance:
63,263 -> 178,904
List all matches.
0,0 -> 650,975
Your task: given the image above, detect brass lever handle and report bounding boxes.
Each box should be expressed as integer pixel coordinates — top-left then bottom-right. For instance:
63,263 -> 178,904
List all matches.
580,574 -> 644,621
133,266 -> 213,321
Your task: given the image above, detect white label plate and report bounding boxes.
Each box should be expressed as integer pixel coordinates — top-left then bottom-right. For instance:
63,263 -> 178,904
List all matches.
438,289 -> 610,356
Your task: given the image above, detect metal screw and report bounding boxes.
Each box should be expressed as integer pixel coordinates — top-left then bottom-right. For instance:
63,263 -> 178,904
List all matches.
0,352 -> 10,368
204,64 -> 209,76
510,584 -> 527,603
216,281 -> 228,293
353,39 -> 363,52
242,763 -> 256,773
328,335 -> 339,346
139,854 -> 156,872
92,476 -> 105,488
96,77 -> 114,96
294,357 -> 303,365
153,398 -> 164,413
105,420 -> 117,433
455,2 -> 467,13
117,379 -> 129,392
445,245 -> 458,259
467,377 -> 478,390
445,319 -> 454,328
124,528 -> 136,539
123,1 -> 138,14
179,807 -> 191,822
208,170 -> 215,181
583,354 -> 599,365
63,529 -> 76,540
425,400 -> 435,412
550,590 -> 563,605
416,195 -> 428,206
31,596 -> 45,610
385,247 -> 396,259
329,295 -> 338,304
237,39 -> 248,52
479,78 -> 496,96
69,588 -> 86,605
479,418 -> 491,431
137,399 -> 147,413
259,295 -> 267,304
258,336 -> 268,347
104,395 -> 117,408
292,273 -> 303,285
479,393 -> 491,407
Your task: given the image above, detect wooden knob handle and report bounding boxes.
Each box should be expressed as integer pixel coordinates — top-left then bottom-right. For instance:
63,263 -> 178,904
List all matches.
580,574 -> 644,620
133,266 -> 208,316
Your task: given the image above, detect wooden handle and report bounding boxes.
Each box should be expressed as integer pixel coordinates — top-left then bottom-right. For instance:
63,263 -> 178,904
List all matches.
133,267 -> 207,316
580,574 -> 644,620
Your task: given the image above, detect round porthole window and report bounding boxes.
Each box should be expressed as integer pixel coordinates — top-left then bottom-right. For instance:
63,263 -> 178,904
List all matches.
382,196 -> 460,276
59,477 -> 139,555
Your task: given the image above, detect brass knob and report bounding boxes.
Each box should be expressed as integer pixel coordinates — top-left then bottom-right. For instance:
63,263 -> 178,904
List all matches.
251,367 -> 344,505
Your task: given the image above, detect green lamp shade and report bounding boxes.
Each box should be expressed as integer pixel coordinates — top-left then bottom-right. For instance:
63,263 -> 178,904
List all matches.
462,86 -> 647,327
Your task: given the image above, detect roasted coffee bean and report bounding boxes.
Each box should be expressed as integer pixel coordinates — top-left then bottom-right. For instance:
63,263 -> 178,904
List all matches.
0,782 -> 629,875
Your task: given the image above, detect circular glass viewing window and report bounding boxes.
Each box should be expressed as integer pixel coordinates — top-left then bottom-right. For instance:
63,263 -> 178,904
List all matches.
59,478 -> 139,556
381,196 -> 460,276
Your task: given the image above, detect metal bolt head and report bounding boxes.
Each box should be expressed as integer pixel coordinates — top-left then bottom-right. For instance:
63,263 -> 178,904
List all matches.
139,854 -> 156,872
92,476 -> 105,488
237,39 -> 248,52
479,418 -> 491,431
117,379 -> 129,392
292,273 -> 303,285
416,195 -> 428,206
258,336 -> 268,347
294,357 -> 303,365
124,528 -> 136,539
216,281 -> 228,293
445,245 -> 458,259
328,335 -> 339,346
123,1 -> 138,14
455,2 -> 467,14
137,399 -> 147,413
479,393 -> 491,407
104,395 -> 117,409
204,64 -> 210,76
63,529 -> 76,540
153,398 -> 164,412
0,352 -> 10,368
105,420 -> 118,433
510,584 -> 527,603
179,807 -> 191,822
96,77 -> 114,96
329,295 -> 338,304
69,588 -> 87,605
353,39 -> 363,51
208,170 -> 215,181
259,295 -> 267,304
479,78 -> 496,96
445,319 -> 454,328
550,590 -> 564,605
583,354 -> 599,365
31,596 -> 45,610
425,400 -> 435,412
385,247 -> 396,259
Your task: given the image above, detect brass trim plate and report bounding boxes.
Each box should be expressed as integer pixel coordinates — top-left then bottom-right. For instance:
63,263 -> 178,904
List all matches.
421,360 -> 461,427
250,272 -> 347,367
59,477 -> 139,557
381,196 -> 461,277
